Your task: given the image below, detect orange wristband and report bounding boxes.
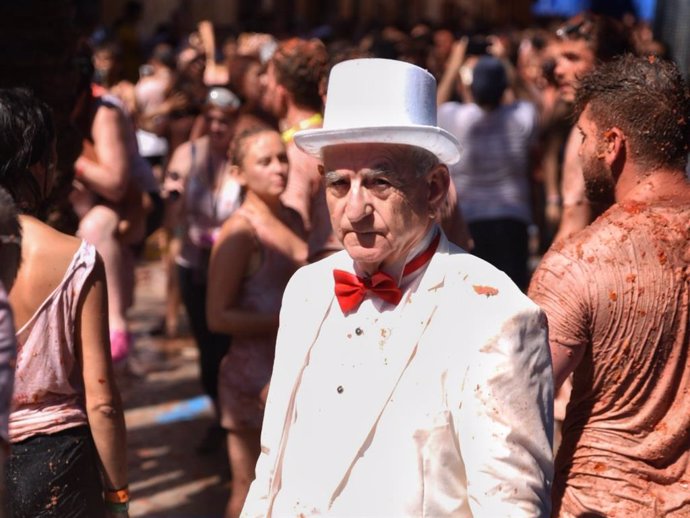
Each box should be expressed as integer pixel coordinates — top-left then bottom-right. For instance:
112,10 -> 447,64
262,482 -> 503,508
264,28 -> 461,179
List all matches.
105,486 -> 130,504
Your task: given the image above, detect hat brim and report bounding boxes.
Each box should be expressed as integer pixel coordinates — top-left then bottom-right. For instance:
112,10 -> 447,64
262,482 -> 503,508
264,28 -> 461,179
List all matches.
294,126 -> 461,165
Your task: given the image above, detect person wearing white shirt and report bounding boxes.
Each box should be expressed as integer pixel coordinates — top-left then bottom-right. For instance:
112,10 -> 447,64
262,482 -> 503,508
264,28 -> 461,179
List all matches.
242,58 -> 554,518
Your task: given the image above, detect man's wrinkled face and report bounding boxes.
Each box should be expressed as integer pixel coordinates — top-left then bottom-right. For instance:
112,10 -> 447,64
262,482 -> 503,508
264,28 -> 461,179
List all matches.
554,39 -> 596,103
322,143 -> 439,273
577,106 -> 615,205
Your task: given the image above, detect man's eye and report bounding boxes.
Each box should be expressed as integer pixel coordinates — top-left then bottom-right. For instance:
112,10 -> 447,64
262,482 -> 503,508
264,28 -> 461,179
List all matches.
371,178 -> 391,189
327,179 -> 350,193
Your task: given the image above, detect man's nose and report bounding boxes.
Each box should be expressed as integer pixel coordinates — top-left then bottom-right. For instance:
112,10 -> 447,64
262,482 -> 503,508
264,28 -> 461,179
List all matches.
344,185 -> 371,222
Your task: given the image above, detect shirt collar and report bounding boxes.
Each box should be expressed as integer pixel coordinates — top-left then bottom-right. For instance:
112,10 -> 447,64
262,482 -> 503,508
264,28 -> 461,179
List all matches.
352,224 -> 440,287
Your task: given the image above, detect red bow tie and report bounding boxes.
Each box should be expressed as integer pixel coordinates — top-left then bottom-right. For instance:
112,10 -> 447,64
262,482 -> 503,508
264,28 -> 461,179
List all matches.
333,232 -> 440,313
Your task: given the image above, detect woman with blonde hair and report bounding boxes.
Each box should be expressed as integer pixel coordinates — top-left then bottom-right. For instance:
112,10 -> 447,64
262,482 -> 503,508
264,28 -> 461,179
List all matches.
207,127 -> 306,517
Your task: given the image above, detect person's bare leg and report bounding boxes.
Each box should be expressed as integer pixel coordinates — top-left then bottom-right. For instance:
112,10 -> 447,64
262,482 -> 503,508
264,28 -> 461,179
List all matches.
78,205 -> 131,359
225,429 -> 261,518
164,235 -> 182,337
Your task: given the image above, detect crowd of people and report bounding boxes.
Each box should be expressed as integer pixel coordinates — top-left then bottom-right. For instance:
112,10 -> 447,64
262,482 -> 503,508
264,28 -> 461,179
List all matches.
0,2 -> 689,517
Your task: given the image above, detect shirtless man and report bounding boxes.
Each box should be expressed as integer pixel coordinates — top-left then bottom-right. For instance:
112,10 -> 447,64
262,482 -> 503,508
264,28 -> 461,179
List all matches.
549,13 -> 632,242
261,38 -> 341,261
529,55 -> 690,517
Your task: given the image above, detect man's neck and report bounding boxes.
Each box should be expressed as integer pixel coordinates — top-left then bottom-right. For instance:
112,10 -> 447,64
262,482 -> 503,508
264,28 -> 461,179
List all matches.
281,105 -> 319,132
616,167 -> 690,204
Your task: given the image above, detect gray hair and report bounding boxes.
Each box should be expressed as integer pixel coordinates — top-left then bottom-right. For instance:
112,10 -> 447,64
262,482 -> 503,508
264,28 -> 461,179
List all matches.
404,145 -> 441,178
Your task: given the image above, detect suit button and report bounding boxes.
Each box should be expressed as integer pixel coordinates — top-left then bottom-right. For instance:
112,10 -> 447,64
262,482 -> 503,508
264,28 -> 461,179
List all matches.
337,385 -> 344,394
355,327 -> 363,336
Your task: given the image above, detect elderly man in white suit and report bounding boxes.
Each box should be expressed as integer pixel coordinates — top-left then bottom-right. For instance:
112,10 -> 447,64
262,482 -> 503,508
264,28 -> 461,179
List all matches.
242,58 -> 553,518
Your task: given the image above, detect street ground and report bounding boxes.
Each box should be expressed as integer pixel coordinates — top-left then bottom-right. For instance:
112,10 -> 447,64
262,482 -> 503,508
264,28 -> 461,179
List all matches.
121,258 -> 230,518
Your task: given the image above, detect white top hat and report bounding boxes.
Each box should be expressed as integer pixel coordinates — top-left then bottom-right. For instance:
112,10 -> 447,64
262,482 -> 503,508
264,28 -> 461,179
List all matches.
294,58 -> 461,165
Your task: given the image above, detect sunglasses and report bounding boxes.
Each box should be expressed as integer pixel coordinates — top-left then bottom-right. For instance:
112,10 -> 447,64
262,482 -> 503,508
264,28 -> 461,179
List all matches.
556,17 -> 594,41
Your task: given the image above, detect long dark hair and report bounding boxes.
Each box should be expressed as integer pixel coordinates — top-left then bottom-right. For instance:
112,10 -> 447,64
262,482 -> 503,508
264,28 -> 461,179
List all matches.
0,88 -> 55,215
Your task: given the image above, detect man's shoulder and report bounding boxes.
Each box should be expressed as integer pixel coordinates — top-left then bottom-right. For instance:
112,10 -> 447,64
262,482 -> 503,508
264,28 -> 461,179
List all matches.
441,247 -> 540,315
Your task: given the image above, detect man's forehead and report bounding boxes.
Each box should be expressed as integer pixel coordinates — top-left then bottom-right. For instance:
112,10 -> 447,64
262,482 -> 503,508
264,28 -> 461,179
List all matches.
557,38 -> 593,57
577,105 -> 598,129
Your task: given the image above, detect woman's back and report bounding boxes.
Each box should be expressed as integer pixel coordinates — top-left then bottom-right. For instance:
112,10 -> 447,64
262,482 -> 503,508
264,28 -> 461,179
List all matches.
10,217 -> 82,328
8,216 -> 95,443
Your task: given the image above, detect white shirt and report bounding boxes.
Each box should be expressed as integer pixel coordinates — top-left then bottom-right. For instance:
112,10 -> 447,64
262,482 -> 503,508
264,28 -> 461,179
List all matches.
272,229 -> 436,515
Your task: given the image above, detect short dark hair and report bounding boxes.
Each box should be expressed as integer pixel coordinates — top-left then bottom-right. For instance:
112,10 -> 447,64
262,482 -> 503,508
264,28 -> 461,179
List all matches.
271,38 -> 328,112
0,88 -> 55,214
556,12 -> 633,63
574,54 -> 690,170
471,56 -> 507,109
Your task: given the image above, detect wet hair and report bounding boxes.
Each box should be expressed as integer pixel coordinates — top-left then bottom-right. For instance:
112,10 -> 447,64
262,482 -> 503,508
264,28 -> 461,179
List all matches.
556,12 -> 633,63
0,186 -> 22,287
0,88 -> 55,214
574,54 -> 690,170
270,38 -> 328,112
230,126 -> 279,167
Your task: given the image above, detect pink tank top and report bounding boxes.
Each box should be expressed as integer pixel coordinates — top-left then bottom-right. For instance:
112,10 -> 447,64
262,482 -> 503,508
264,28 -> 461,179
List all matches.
9,241 -> 95,443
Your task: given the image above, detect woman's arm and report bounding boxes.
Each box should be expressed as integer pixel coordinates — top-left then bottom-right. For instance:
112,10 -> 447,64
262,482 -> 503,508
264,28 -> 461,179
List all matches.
206,215 -> 280,336
198,20 -> 229,86
436,37 -> 468,106
75,255 -> 128,507
75,105 -> 131,203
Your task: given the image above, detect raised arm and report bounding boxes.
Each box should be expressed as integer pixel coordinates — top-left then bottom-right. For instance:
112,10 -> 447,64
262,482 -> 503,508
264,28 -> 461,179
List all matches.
198,20 -> 229,86
437,37 -> 468,106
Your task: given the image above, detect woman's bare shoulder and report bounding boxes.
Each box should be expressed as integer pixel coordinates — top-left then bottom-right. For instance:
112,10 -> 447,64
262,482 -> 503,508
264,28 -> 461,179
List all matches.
217,210 -> 255,243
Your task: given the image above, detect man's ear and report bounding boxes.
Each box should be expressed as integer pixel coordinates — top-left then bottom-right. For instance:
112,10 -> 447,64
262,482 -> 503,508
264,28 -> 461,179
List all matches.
427,163 -> 450,213
602,127 -> 626,168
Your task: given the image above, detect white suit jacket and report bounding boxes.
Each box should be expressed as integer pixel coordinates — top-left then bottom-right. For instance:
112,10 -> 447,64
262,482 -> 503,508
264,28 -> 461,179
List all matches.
243,233 -> 553,517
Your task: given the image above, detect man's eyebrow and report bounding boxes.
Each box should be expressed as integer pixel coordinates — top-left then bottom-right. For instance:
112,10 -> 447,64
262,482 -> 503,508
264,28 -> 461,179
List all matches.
361,165 -> 393,177
322,164 -> 394,185
323,169 -> 344,184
